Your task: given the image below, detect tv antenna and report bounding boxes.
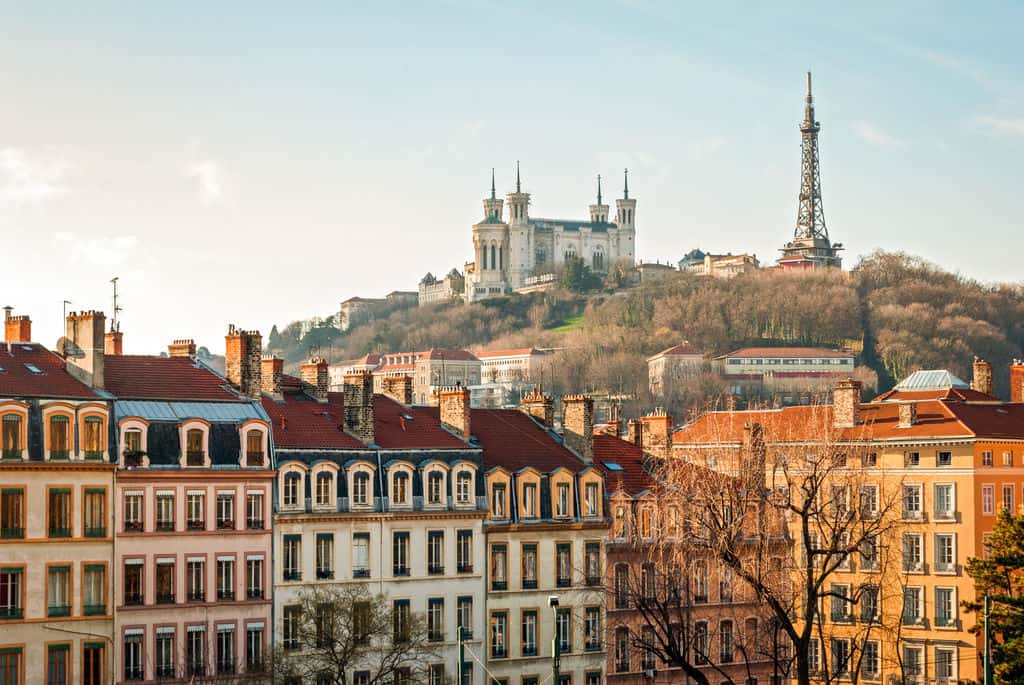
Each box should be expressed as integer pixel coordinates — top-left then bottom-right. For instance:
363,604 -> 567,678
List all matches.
110,277 -> 122,332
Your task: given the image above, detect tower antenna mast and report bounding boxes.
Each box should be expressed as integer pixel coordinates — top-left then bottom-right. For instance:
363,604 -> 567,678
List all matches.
110,277 -> 123,332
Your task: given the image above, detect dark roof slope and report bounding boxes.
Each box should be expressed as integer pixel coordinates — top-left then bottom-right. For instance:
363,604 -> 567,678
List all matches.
373,396 -> 470,450
104,355 -> 238,401
0,343 -> 100,399
262,392 -> 364,450
593,434 -> 654,494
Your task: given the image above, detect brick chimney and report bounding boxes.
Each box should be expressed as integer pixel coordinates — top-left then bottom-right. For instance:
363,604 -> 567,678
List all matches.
301,357 -> 330,403
562,394 -> 594,462
972,357 -> 994,396
104,330 -> 123,356
64,311 -> 106,389
742,421 -> 766,482
381,375 -> 413,406
168,339 -> 197,358
519,387 -> 554,430
1011,360 -> 1024,403
640,407 -> 673,459
225,326 -> 262,398
343,372 -> 375,444
438,386 -> 471,441
4,308 -> 31,343
261,355 -> 284,397
833,378 -> 862,428
627,419 -> 643,446
898,402 -> 918,428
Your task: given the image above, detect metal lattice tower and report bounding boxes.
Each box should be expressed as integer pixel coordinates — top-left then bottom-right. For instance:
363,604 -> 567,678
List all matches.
794,71 -> 828,241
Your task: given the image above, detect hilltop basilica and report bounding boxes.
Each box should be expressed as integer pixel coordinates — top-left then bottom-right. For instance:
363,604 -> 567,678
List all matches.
465,165 -> 636,302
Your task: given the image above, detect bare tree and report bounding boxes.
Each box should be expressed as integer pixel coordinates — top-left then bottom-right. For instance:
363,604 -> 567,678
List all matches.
272,584 -> 441,685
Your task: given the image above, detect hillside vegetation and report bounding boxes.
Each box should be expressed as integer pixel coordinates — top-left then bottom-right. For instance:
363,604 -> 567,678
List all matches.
266,251 -> 1024,418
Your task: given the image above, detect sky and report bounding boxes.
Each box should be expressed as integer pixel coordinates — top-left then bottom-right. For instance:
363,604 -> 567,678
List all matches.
1,1 -> 1022,354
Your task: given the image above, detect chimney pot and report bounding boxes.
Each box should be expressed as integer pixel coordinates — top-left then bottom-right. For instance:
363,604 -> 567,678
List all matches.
225,327 -> 262,398
104,330 -> 123,356
343,372 -> 375,444
301,357 -> 330,402
438,385 -> 472,441
972,357 -> 994,396
519,386 -> 554,430
4,310 -> 32,343
832,378 -> 862,428
561,394 -> 594,462
626,419 -> 643,446
640,407 -> 673,459
1010,361 -> 1024,404
381,375 -> 414,406
898,402 -> 918,428
64,310 -> 105,389
168,339 -> 196,358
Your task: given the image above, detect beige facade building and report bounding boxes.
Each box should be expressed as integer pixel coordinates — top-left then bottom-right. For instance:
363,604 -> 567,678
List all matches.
646,343 -> 704,396
419,269 -> 465,306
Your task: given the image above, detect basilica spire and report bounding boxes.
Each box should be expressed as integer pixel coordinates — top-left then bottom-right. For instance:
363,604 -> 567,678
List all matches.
597,174 -> 602,205
491,168 -> 496,200
515,160 -> 521,193
623,168 -> 629,199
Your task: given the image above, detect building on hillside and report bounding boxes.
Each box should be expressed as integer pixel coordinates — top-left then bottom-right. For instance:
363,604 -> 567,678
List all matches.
672,359 -> 1024,685
679,250 -> 760,278
473,347 -> 556,403
262,361 -> 488,685
466,166 -> 636,302
102,329 -> 275,683
716,346 -> 855,399
329,353 -> 382,390
595,411 -> 780,684
0,312 -> 116,685
636,260 -> 676,283
777,72 -> 843,270
647,343 -> 704,396
337,292 -> 418,332
423,389 -> 610,685
372,350 -> 481,406
419,269 -> 465,306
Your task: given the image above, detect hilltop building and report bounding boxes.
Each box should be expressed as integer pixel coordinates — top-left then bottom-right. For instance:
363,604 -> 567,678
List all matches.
337,292 -> 418,332
716,346 -> 856,397
419,269 -> 465,306
647,343 -> 704,396
678,249 -> 760,278
331,350 -> 482,406
778,73 -> 843,270
466,166 -> 636,302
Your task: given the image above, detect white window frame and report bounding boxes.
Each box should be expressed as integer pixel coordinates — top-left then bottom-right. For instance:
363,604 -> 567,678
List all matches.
179,420 -> 211,468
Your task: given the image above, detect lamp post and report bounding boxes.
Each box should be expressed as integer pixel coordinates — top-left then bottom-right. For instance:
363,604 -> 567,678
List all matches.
549,595 -> 561,684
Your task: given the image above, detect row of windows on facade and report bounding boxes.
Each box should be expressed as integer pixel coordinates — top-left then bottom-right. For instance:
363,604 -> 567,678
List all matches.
0,643 -> 106,685
724,358 -> 852,365
490,479 -> 602,521
0,487 -> 106,540
612,561 -> 745,608
805,639 -> 958,683
0,563 -> 106,620
121,490 -> 265,533
120,623 -> 266,681
119,555 -> 265,606
804,528 -> 958,575
613,618 -> 760,673
488,605 -> 604,659
280,465 -> 477,511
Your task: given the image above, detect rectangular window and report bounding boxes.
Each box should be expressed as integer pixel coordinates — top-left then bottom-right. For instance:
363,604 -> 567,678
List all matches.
392,532 -> 409,577
245,430 -> 264,466
217,558 -> 235,600
584,482 -> 599,516
491,483 -> 506,519
934,484 -> 954,519
616,628 -> 632,671
246,557 -> 264,599
983,485 -> 995,515
48,488 -> 71,537
429,665 -> 446,685
49,415 -> 69,459
831,638 -> 851,677
935,587 -> 956,627
428,598 -> 445,642
935,647 -> 956,681
902,484 -> 922,519
353,532 -> 370,578
124,561 -> 143,605
585,607 -> 601,651
123,492 -> 143,532
316,533 -> 334,579
557,608 -> 572,653
861,585 -> 879,622
216,626 -> 235,675
830,584 -> 851,622
156,629 -> 175,679
352,473 -> 369,506
123,632 -> 143,681
935,533 -> 955,572
283,606 -> 301,650
490,611 -> 508,658
79,488 -> 103,535
156,560 -> 175,603
936,450 -> 952,466
156,493 -> 174,531
187,626 -> 206,676
490,544 -> 507,591
808,638 -> 820,672
1,415 -> 22,459
246,492 -> 264,529
859,485 -> 879,518
457,530 -> 473,573
186,492 -> 205,530
904,646 -> 923,680
522,483 -> 537,518
186,429 -> 205,466
903,586 -> 923,624
427,472 -> 443,505
1004,484 -> 1015,512
983,450 -> 993,466
0,489 -> 24,539
246,626 -> 264,671
521,610 -> 537,656
83,564 -> 105,615
47,643 -> 69,685
187,559 -> 205,602
216,493 -> 235,529
315,473 -> 332,507
393,600 -> 410,642
862,640 -> 880,680
83,417 -> 104,460
1004,450 -> 1014,466
556,543 -> 572,587
428,531 -> 444,575
720,620 -> 735,663
521,543 -> 538,590
556,483 -> 570,517
457,596 -> 473,639
283,535 -> 301,581
585,542 -> 602,586
902,534 -> 923,572
47,565 -> 71,616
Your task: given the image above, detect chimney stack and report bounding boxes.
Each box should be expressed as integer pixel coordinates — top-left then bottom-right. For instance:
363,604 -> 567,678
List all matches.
438,385 -> 472,441
4,308 -> 31,343
261,355 -> 284,397
832,378 -> 862,428
168,339 -> 196,358
898,402 -> 918,428
104,330 -> 123,356
1011,360 -> 1024,404
742,422 -> 767,483
640,407 -> 673,459
64,311 -> 106,389
343,372 -> 375,444
972,357 -> 994,396
627,419 -> 643,446
381,375 -> 413,406
225,326 -> 262,398
301,357 -> 330,402
562,394 -> 594,462
519,387 -> 554,430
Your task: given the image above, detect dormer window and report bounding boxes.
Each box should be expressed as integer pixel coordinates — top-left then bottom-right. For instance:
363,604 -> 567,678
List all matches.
83,416 -> 104,460
283,472 -> 301,509
50,415 -> 70,460
522,483 -> 537,519
491,483 -> 507,519
427,472 -> 444,505
1,414 -> 22,460
392,472 -> 409,506
119,418 -> 149,468
315,472 -> 334,508
584,482 -> 600,517
455,471 -> 473,505
124,430 -> 142,458
352,472 -> 370,507
555,482 -> 571,518
245,430 -> 265,467
186,429 -> 204,466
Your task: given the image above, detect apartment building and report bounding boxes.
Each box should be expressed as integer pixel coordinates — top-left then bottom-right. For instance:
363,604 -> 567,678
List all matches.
672,360 -> 1024,685
105,332 -> 275,683
646,343 -> 704,396
0,314 -> 116,684
264,360 -> 488,685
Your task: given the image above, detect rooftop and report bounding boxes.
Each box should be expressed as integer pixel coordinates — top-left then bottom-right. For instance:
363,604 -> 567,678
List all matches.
0,342 -> 100,400
648,343 -> 702,360
104,355 -> 240,401
719,346 -> 853,359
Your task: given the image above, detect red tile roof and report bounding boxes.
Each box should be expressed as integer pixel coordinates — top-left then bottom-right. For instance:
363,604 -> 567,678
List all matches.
0,343 -> 100,399
719,347 -> 853,359
649,343 -> 702,360
413,349 -> 479,362
261,392 -> 364,449
373,396 -> 469,449
475,348 -> 544,358
593,434 -> 655,495
104,355 -> 239,401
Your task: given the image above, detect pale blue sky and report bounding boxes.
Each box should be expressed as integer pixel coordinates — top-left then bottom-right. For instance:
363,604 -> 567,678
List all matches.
2,2 -> 1021,353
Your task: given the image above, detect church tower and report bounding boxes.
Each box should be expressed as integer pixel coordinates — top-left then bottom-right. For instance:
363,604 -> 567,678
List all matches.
482,168 -> 504,221
468,169 -> 510,301
506,161 -> 531,289
615,168 -> 637,263
589,174 -> 609,223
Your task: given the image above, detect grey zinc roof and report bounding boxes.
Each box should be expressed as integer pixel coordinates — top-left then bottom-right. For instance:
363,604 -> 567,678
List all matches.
530,218 -> 617,233
115,399 -> 269,423
893,369 -> 969,391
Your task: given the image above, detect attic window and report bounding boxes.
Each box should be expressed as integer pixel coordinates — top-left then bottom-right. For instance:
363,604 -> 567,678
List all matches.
20,346 -> 32,351
402,414 -> 414,421
23,364 -> 42,374
604,462 -> 623,471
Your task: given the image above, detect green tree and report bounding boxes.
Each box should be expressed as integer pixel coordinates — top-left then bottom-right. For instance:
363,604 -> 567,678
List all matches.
965,509 -> 1024,685
560,255 -> 601,293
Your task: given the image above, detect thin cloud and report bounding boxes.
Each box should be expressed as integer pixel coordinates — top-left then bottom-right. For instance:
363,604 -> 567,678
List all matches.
51,231 -> 141,267
186,160 -> 224,203
851,120 -> 905,148
687,137 -> 726,162
0,147 -> 69,207
975,115 -> 1024,137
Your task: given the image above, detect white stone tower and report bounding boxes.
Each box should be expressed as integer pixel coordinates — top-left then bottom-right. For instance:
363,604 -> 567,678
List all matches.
506,161 -> 531,289
588,174 -> 609,223
469,168 -> 510,300
615,168 -> 637,263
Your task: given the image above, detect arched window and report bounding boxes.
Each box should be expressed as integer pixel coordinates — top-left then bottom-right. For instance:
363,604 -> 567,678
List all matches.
316,472 -> 334,508
481,245 -> 487,270
490,245 -> 496,271
498,246 -> 503,271
83,416 -> 104,460
615,627 -> 630,673
455,471 -> 472,504
1,414 -> 22,460
245,430 -> 265,466
392,471 -> 409,505
283,472 -> 301,508
352,472 -> 370,506
592,251 -> 604,271
50,415 -> 70,460
427,471 -> 444,505
186,429 -> 205,466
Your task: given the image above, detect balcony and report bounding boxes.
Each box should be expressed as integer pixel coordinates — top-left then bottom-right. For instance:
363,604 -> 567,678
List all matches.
245,452 -> 265,467
246,518 -> 264,530
188,591 -> 206,603
85,450 -> 104,461
50,450 -> 70,461
125,593 -> 144,606
217,519 -> 235,530
156,664 -> 175,679
84,526 -> 106,538
586,640 -> 602,653
156,520 -> 175,532
83,604 -> 106,616
187,519 -> 206,531
187,664 -> 205,678
217,661 -> 235,675
353,567 -> 370,579
186,451 -> 205,467
157,593 -> 175,605
247,588 -> 264,600
48,605 -> 71,617
217,589 -> 235,601
457,563 -> 473,574
123,452 -> 145,468
124,520 -> 143,532
124,667 -> 144,681
283,570 -> 301,582
935,615 -> 957,628
1,449 -> 22,460
586,575 -> 602,587
902,614 -> 924,626
491,581 -> 507,591
428,565 -> 444,576
0,527 -> 24,539
316,569 -> 334,580
491,645 -> 507,659
522,579 -> 537,590
0,606 -> 21,620
393,566 -> 409,578
557,576 -> 571,588
49,526 -> 71,538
